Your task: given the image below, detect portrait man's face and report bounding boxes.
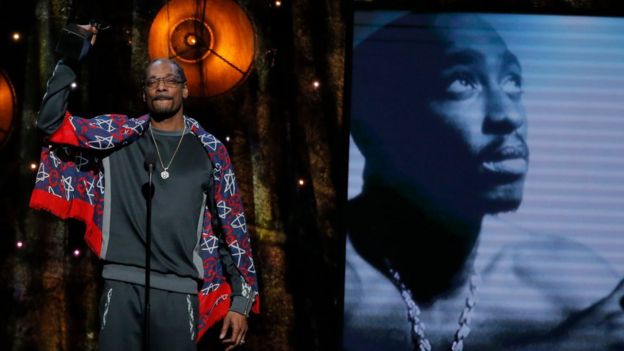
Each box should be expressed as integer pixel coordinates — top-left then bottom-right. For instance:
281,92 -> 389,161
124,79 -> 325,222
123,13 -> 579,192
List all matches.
352,14 -> 528,215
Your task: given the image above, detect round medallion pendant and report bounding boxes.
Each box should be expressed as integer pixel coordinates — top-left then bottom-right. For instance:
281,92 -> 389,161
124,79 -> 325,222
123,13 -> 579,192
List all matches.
161,170 -> 170,179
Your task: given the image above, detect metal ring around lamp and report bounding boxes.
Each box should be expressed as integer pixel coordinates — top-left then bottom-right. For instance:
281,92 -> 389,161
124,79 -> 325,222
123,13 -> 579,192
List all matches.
168,18 -> 215,63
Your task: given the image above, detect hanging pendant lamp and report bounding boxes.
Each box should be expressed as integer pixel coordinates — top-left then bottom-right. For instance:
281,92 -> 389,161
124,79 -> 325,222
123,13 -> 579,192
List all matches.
148,0 -> 255,97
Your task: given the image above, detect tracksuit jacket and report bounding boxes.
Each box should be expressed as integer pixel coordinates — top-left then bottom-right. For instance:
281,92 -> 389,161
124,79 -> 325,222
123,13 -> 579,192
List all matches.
30,111 -> 260,340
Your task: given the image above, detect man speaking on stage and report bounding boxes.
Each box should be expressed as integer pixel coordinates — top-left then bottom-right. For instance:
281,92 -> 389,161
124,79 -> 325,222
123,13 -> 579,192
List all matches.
30,24 -> 259,351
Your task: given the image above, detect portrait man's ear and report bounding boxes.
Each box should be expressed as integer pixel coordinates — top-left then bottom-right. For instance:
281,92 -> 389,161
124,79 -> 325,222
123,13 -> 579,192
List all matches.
142,91 -> 146,102
182,83 -> 189,99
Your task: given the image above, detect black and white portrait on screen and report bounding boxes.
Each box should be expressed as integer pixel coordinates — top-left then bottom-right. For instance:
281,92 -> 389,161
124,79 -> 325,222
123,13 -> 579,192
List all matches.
343,12 -> 624,351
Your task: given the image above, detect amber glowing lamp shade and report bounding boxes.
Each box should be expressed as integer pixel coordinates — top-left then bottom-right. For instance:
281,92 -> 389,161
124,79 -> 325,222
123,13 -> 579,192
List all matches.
0,70 -> 16,148
148,0 -> 255,97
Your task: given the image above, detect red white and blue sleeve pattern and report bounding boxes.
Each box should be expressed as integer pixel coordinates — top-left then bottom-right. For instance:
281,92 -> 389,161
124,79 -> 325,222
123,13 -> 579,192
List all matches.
30,112 -> 148,255
186,117 -> 260,339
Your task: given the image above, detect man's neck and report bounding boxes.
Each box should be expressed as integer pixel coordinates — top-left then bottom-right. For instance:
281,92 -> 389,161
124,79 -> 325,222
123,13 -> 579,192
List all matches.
349,186 -> 484,303
150,112 -> 185,131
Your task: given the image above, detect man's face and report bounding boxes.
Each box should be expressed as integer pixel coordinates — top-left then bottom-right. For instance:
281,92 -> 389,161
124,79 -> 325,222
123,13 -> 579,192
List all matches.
143,61 -> 188,118
353,15 -> 528,214
426,16 -> 528,212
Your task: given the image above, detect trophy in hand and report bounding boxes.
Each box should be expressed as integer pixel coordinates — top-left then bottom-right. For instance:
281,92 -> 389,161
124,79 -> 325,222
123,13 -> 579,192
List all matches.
55,22 -> 107,61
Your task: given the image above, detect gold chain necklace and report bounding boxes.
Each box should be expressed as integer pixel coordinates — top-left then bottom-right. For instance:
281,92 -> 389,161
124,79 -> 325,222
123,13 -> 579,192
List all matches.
148,120 -> 186,180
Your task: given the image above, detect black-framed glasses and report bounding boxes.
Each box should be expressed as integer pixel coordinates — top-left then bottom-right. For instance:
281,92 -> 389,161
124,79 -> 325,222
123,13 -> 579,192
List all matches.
144,77 -> 185,89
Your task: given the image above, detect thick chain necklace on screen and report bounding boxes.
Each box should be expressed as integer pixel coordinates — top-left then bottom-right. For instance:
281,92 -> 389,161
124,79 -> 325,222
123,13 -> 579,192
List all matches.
387,263 -> 480,351
149,122 -> 186,180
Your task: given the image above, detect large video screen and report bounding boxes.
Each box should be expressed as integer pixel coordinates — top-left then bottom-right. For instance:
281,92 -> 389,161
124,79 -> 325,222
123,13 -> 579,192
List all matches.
344,12 -> 624,351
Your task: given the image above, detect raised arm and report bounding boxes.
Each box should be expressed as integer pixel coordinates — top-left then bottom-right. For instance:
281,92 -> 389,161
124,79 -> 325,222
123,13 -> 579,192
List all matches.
37,60 -> 77,134
37,24 -> 98,134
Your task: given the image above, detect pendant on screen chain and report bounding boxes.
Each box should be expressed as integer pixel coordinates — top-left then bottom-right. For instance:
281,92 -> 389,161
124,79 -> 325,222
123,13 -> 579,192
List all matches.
161,170 -> 170,180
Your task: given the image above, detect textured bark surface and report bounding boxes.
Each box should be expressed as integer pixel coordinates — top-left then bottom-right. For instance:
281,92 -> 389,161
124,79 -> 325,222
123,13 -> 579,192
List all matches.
8,1 -> 79,350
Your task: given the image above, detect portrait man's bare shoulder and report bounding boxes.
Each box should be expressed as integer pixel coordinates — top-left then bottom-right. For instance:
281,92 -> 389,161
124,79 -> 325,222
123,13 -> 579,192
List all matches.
478,222 -> 618,325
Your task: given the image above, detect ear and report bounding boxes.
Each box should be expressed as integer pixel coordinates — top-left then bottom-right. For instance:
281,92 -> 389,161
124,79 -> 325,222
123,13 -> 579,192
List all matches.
142,91 -> 146,102
182,83 -> 189,99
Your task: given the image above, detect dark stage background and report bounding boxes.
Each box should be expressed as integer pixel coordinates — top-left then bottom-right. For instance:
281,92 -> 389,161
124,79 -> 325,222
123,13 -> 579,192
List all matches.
0,0 -> 345,350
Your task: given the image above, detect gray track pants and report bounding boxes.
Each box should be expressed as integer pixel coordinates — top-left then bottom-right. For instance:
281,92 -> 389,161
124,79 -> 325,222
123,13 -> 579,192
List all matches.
98,279 -> 198,351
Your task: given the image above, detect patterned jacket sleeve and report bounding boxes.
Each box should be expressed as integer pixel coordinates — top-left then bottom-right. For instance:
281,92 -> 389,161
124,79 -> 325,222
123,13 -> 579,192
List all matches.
218,239 -> 254,316
212,140 -> 260,312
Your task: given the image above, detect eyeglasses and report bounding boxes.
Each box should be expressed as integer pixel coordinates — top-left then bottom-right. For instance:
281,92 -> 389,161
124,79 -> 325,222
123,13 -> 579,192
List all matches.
144,77 -> 185,88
